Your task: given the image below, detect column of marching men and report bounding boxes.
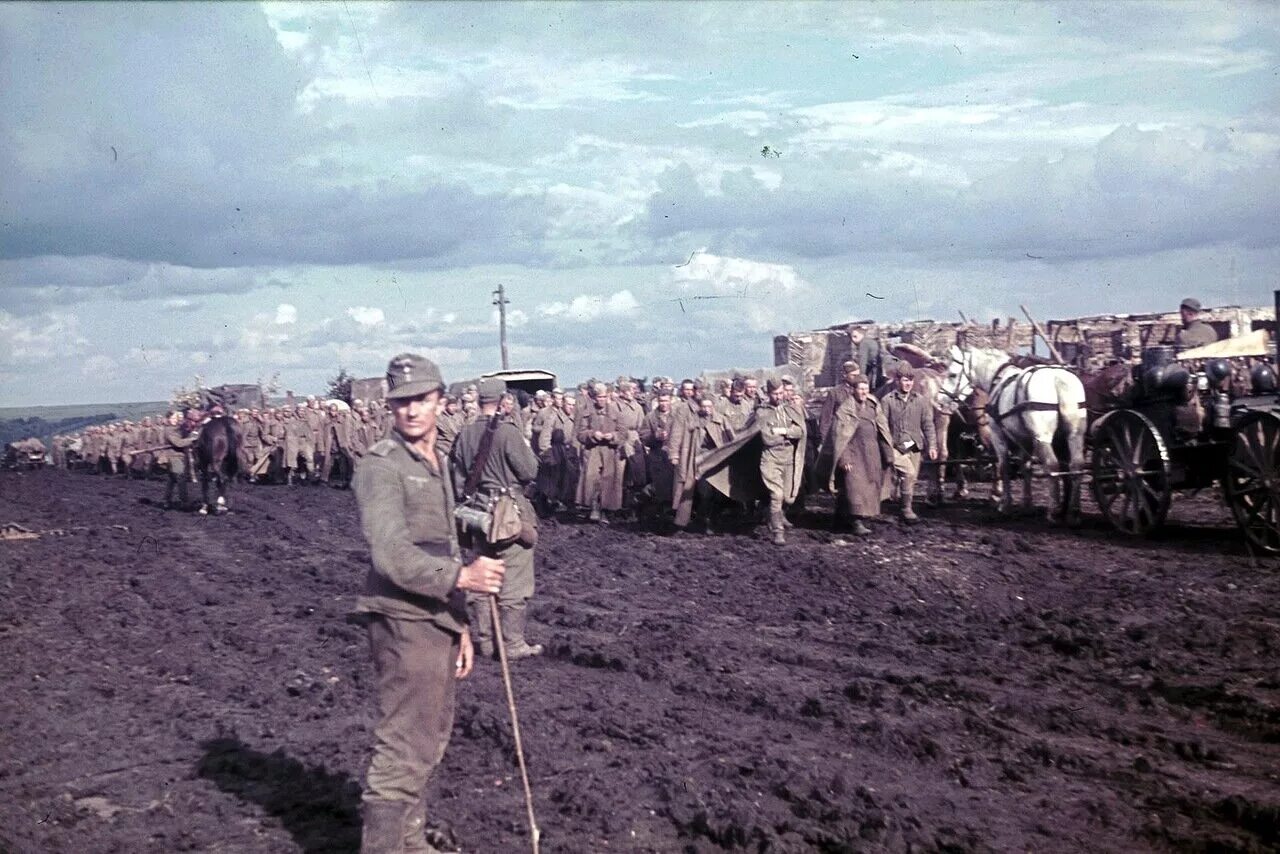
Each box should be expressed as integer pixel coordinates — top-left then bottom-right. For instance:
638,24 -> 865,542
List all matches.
46,363 -> 939,540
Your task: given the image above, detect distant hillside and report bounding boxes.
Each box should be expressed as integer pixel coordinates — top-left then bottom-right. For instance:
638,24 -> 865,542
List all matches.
0,401 -> 169,447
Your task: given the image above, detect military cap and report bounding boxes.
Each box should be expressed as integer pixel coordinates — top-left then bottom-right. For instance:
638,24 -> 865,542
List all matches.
765,378 -> 783,393
842,360 -> 859,372
1180,297 -> 1202,312
385,353 -> 445,399
534,389 -> 549,399
780,375 -> 796,386
477,377 -> 506,404
893,362 -> 915,379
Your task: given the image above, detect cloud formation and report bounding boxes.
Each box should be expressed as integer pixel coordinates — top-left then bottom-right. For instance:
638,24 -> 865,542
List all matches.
1,1 -> 1277,404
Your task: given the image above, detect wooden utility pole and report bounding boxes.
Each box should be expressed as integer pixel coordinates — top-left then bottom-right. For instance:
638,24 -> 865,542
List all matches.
493,284 -> 510,369
1020,304 -> 1065,363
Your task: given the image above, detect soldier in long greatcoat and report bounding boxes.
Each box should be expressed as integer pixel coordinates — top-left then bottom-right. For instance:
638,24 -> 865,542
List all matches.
612,381 -> 648,502
639,390 -> 677,520
822,377 -> 893,536
669,397 -> 732,530
575,382 -> 625,521
559,395 -> 583,506
531,390 -> 568,513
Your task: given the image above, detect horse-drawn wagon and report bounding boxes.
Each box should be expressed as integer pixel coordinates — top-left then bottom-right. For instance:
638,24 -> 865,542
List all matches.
1088,339 -> 1280,553
937,314 -> 1280,554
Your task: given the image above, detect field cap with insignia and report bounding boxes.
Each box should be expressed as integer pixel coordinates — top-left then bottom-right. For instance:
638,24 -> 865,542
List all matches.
385,353 -> 445,399
765,378 -> 783,393
477,377 -> 506,404
1180,297 -> 1202,312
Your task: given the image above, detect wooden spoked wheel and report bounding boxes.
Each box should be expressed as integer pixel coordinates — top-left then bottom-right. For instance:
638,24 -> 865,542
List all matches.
1224,411 -> 1280,554
1090,409 -> 1172,536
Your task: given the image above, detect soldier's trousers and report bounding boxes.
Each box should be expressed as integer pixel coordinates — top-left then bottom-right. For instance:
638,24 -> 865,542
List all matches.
363,615 -> 459,804
466,538 -> 535,648
882,450 -> 922,502
286,445 -> 315,474
467,539 -> 534,611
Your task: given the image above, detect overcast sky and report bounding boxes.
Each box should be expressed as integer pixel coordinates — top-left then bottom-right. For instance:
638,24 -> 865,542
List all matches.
2,1 -> 1278,405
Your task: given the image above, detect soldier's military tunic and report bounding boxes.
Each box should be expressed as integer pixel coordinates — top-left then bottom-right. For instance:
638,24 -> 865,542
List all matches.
1175,320 -> 1219,349
450,417 -> 539,610
750,401 -> 807,517
879,388 -> 937,504
283,415 -> 315,476
352,430 -> 467,807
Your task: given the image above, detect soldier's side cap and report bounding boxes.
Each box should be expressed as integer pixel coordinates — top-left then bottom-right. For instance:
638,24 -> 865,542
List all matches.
842,360 -> 859,371
765,378 -> 783,392
1180,297 -> 1202,311
385,353 -> 445,399
477,377 -> 506,404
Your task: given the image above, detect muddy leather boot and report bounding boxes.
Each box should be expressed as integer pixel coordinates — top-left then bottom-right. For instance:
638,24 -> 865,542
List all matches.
768,508 -> 786,545
852,518 -> 872,537
500,604 -> 543,660
361,799 -> 410,854
901,491 -> 920,524
587,497 -> 602,523
402,801 -> 443,854
468,600 -> 496,659
286,469 -> 295,487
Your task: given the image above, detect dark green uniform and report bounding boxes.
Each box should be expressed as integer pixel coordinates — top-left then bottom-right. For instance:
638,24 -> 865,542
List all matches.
352,429 -> 466,846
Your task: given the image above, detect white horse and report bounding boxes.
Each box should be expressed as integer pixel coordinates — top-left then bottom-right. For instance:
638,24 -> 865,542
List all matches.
940,345 -> 1088,522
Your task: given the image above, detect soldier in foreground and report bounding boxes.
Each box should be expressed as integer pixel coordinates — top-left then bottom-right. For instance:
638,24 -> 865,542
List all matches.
351,353 -> 506,854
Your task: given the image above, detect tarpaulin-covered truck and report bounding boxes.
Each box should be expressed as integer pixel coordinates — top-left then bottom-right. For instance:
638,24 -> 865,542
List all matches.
3,437 -> 47,470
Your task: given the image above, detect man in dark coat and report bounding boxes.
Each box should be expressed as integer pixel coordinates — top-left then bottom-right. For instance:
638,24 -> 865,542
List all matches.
669,397 -> 732,530
824,377 -> 893,536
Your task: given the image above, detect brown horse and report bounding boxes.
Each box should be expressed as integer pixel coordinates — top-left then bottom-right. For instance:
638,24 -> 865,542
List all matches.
195,414 -> 240,515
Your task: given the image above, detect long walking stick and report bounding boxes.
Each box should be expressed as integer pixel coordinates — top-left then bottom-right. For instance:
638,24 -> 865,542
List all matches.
488,596 -> 541,854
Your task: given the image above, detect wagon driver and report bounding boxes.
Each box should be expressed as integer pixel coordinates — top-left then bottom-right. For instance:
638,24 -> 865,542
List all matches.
350,352 -> 506,854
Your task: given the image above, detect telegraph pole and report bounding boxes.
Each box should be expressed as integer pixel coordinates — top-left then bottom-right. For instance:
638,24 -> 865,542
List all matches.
493,284 -> 510,369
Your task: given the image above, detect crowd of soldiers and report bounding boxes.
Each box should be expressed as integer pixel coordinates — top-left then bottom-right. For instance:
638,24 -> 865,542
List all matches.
42,353 -> 940,542
48,398 -> 391,505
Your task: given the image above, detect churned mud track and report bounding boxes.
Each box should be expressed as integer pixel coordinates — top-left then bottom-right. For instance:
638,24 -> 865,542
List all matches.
1,469 -> 1276,853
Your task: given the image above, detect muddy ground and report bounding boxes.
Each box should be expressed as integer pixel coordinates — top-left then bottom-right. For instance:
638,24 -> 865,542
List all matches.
0,468 -> 1277,853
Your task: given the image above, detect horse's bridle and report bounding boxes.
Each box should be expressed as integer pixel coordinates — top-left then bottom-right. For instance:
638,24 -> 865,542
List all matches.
943,348 -> 976,404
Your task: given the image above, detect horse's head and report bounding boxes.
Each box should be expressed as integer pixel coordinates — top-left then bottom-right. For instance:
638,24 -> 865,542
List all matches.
939,345 -> 975,407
